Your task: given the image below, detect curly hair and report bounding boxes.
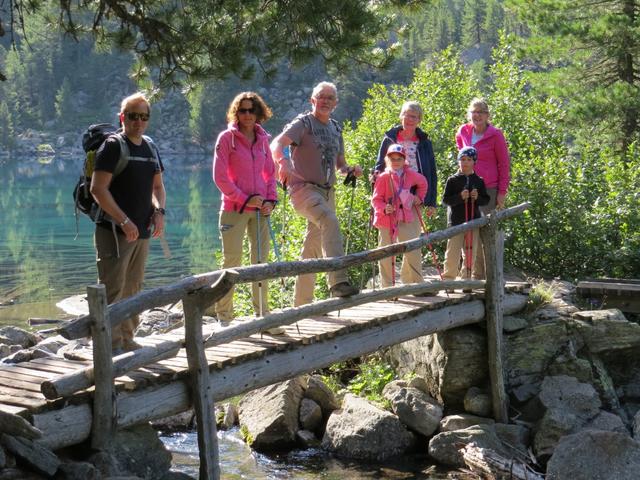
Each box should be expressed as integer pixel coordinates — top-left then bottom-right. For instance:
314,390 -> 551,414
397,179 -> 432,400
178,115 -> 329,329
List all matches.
226,91 -> 273,124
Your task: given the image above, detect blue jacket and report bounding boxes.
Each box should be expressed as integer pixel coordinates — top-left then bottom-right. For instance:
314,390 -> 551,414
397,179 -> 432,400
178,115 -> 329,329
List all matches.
375,126 -> 438,207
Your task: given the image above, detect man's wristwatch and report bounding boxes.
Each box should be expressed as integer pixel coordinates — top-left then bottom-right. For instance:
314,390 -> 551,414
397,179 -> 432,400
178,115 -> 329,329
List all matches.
155,207 -> 166,215
119,217 -> 130,227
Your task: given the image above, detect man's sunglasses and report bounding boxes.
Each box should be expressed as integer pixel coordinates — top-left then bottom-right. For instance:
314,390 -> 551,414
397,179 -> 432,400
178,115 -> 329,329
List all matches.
238,108 -> 256,115
125,112 -> 150,121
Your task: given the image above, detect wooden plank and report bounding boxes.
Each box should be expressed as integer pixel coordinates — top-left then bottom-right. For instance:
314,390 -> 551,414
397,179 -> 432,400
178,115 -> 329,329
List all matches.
480,214 -> 508,423
88,285 -> 115,450
0,404 -> 29,417
184,289 -> 221,480
0,375 -> 44,393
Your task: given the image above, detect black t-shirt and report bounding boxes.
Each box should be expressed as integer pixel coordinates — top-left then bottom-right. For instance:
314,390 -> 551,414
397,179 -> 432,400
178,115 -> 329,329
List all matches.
94,134 -> 164,239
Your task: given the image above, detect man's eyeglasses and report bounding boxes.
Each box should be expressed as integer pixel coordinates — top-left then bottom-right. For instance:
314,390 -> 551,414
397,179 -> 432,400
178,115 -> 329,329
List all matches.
315,95 -> 336,102
238,108 -> 256,115
125,112 -> 150,121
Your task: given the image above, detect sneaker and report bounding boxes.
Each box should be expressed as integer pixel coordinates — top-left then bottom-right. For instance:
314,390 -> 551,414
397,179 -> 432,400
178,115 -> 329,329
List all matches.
330,282 -> 359,298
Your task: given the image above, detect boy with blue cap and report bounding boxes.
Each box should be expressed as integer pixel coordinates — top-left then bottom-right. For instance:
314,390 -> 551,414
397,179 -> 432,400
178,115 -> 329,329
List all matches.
442,146 -> 490,281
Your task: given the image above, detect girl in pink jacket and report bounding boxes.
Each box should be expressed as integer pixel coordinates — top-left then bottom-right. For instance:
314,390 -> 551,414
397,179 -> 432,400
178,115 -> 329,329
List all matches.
212,92 -> 280,332
372,144 -> 428,288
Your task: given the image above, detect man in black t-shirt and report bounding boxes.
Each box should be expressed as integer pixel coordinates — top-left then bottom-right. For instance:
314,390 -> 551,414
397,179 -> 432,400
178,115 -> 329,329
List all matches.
90,92 -> 166,355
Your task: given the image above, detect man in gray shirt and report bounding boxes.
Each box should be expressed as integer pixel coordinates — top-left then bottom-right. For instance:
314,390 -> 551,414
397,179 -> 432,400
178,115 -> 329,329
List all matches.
271,81 -> 362,306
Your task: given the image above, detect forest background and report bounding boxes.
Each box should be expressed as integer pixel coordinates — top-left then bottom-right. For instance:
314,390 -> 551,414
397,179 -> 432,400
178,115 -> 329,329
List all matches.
1,0 -> 639,314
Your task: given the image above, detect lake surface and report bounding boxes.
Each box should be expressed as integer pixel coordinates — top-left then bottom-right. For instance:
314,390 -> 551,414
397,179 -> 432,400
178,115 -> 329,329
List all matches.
0,153 -> 221,327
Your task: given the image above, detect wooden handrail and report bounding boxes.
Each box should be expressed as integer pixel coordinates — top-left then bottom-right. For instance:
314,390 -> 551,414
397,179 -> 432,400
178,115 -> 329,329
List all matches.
50,203 -> 530,341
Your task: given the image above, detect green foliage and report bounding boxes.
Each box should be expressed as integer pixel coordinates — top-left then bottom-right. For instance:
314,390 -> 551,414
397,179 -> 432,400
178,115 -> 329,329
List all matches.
346,355 -> 396,404
525,280 -> 554,312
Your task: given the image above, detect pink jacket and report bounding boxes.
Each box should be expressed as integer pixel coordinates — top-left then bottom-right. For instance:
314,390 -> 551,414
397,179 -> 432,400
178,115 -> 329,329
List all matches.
372,165 -> 428,231
456,123 -> 510,195
213,123 -> 277,213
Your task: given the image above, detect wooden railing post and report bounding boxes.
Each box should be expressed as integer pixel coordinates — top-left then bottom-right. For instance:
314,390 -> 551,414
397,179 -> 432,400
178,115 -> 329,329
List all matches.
480,214 -> 509,423
87,284 -> 116,450
183,292 -> 220,480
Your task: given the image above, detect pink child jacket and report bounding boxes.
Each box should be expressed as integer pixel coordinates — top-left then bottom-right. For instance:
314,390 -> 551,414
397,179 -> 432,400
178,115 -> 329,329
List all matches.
213,122 -> 277,213
372,165 -> 428,231
456,123 -> 510,195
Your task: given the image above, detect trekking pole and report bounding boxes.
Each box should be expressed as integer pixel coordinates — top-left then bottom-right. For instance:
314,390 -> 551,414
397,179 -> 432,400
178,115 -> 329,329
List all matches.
256,210 -> 264,318
360,205 -> 375,290
267,216 -> 282,263
413,204 -> 444,280
387,175 -> 398,288
343,169 -> 358,254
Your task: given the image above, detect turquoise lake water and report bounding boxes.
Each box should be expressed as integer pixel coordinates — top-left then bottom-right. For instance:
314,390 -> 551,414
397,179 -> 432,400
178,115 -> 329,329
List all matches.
0,153 -> 221,327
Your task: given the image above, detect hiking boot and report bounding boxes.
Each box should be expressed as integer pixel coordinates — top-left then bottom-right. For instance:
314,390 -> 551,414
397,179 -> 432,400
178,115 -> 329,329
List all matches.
263,326 -> 286,335
330,282 -> 359,298
122,340 -> 144,352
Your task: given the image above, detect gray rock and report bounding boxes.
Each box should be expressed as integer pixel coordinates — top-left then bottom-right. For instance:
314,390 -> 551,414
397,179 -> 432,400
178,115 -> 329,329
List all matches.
217,403 -> 237,430
539,375 -> 601,418
494,423 -> 530,454
408,376 -> 430,394
384,386 -> 442,437
299,398 -> 322,432
87,451 -> 122,477
239,378 -> 306,452
56,461 -> 98,480
464,387 -> 492,417
381,379 -> 407,399
159,472 -> 197,480
35,335 -> 68,354
0,326 -> 38,348
534,408 -> 582,457
296,429 -> 320,448
305,375 -> 339,416
322,394 -> 415,461
547,355 -> 593,384
573,309 -> 640,353
585,411 -> 628,434
439,414 -> 495,432
635,410 -> 640,438
151,410 -> 195,431
547,430 -> 640,480
428,424 -> 508,467
386,326 -> 487,410
108,424 -> 172,479
503,315 -> 529,333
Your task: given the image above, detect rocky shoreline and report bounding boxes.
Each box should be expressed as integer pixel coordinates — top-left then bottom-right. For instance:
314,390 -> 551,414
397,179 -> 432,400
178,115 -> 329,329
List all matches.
1,279 -> 640,479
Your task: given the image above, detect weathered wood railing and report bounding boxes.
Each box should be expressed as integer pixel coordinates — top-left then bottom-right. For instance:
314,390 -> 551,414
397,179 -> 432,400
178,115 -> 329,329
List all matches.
41,202 -> 529,480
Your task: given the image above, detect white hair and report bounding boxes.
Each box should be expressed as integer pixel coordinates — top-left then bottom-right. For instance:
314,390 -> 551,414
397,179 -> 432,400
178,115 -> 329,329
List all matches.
311,81 -> 338,99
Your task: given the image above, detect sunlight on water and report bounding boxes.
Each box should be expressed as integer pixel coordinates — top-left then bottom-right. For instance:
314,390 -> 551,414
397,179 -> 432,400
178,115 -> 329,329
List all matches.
161,428 -> 450,479
0,154 -> 221,328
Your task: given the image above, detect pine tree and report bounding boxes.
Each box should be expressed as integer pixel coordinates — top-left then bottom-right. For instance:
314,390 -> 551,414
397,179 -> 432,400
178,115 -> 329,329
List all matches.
55,78 -> 74,129
0,101 -> 14,149
509,0 -> 640,155
461,0 -> 487,48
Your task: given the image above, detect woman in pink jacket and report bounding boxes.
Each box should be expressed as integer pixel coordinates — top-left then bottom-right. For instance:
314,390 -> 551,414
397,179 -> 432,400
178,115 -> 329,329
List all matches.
212,92 -> 280,331
455,97 -> 511,279
372,144 -> 428,288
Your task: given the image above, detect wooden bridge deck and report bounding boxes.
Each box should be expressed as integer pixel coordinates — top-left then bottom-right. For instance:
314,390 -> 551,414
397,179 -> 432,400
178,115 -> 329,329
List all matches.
0,285 -> 526,419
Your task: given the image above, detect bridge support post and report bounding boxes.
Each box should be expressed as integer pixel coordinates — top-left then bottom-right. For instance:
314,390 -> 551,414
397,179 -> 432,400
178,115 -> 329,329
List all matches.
183,293 -> 220,480
480,214 -> 509,423
88,284 -> 116,450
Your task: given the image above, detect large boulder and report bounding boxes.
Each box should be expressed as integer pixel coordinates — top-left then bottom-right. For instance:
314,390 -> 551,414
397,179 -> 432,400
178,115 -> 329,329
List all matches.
439,414 -> 494,432
238,378 -> 306,452
322,394 -> 416,461
532,375 -> 601,457
383,385 -> 442,437
546,430 -> 640,480
428,424 -> 509,467
386,326 -> 487,410
0,326 -> 38,348
108,424 -> 172,479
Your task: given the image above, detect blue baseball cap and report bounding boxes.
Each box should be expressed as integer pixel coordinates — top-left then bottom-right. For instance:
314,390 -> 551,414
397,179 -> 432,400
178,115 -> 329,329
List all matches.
457,146 -> 477,162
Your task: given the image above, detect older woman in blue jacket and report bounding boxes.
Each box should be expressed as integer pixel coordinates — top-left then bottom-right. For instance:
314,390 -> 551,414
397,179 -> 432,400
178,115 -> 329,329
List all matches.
375,101 -> 438,217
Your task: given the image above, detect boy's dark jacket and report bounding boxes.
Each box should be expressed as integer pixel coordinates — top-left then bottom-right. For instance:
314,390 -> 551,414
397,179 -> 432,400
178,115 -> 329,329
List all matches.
442,171 -> 490,226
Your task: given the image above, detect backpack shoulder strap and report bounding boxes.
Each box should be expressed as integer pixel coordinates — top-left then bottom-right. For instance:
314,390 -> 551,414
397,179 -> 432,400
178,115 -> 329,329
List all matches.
142,135 -> 161,163
113,133 -> 129,177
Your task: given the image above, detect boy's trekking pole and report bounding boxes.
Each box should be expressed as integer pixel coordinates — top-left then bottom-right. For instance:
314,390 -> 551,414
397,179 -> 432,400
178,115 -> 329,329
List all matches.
343,168 -> 358,254
413,204 -> 443,280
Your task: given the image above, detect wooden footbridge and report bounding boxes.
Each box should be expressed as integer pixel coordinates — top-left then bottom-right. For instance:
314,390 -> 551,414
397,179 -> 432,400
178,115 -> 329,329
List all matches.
1,204 -> 529,479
